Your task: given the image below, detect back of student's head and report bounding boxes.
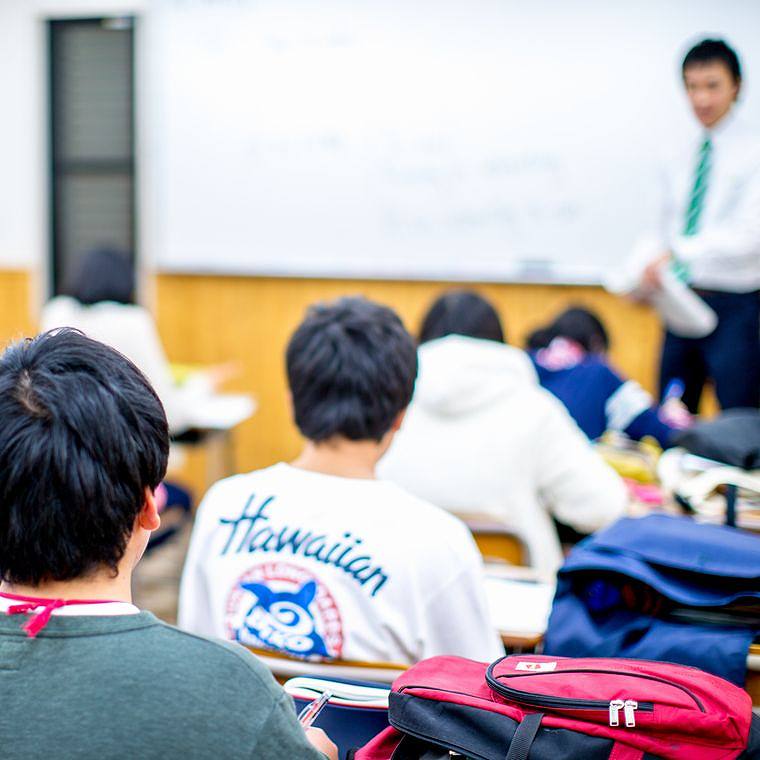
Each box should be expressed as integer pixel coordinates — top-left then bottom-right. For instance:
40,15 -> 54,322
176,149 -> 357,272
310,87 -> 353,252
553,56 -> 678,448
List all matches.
61,248 -> 135,306
525,327 -> 555,351
286,297 -> 417,442
419,290 -> 505,345
682,38 -> 741,83
531,306 -> 610,354
0,329 -> 169,586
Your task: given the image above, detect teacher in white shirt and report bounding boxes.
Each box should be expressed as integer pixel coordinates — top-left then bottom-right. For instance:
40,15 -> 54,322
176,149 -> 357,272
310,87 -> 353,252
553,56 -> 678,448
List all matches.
641,39 -> 760,413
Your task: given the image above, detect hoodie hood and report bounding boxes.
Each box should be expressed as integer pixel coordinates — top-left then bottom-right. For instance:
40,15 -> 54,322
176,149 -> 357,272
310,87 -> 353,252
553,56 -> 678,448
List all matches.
414,335 -> 537,416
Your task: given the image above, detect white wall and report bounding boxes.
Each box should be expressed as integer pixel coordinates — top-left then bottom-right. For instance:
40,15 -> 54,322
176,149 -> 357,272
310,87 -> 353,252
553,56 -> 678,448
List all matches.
148,0 -> 760,282
0,0 -> 146,273
2,0 -> 759,284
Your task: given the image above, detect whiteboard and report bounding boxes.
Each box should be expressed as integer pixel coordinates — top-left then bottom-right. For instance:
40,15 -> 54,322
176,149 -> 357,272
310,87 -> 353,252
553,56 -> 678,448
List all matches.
143,0 -> 760,283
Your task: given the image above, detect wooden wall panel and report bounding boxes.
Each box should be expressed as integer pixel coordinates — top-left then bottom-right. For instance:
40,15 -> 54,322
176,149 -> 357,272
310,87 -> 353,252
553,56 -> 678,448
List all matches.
0,268 -> 712,498
0,270 -> 34,347
154,274 -> 662,476
0,268 -> 667,482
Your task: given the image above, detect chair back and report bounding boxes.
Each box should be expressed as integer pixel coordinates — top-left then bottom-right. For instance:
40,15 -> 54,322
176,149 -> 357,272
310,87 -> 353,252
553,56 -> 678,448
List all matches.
454,510 -> 529,565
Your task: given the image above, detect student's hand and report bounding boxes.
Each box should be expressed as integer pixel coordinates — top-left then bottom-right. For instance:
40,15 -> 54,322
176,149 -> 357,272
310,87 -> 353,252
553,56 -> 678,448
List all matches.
205,360 -> 242,389
659,397 -> 693,430
641,251 -> 672,289
305,728 -> 338,760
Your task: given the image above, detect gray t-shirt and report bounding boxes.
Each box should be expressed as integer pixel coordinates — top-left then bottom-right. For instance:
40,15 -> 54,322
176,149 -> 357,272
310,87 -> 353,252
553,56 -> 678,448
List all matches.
0,610 -> 323,759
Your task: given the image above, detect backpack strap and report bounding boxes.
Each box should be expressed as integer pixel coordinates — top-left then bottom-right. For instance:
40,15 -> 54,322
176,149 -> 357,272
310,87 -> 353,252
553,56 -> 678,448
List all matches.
505,712 -> 543,760
608,742 -> 644,760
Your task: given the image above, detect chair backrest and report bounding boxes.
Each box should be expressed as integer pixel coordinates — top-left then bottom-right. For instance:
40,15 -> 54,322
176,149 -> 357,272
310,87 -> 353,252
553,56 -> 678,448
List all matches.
245,646 -> 407,685
454,511 -> 529,566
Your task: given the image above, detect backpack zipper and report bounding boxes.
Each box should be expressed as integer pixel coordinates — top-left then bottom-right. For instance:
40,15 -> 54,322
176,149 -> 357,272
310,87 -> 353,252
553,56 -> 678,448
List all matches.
486,679 -> 653,720
486,661 -> 706,715
609,699 -> 640,727
609,699 -> 625,726
399,682 -> 652,728
623,700 -> 638,727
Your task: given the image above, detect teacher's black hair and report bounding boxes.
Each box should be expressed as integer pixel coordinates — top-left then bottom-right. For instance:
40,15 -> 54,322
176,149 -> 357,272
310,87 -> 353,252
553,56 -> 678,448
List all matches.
682,39 -> 741,83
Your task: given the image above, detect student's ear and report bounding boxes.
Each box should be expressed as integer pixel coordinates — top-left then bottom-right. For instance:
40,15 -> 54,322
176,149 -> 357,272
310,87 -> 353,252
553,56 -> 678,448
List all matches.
390,409 -> 406,432
138,487 -> 161,532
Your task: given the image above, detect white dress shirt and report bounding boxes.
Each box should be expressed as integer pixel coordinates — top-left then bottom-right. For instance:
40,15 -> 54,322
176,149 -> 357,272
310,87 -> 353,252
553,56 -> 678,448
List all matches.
653,109 -> 760,292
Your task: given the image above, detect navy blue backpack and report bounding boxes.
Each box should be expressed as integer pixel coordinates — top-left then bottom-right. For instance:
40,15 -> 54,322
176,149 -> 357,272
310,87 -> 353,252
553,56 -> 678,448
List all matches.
543,514 -> 760,686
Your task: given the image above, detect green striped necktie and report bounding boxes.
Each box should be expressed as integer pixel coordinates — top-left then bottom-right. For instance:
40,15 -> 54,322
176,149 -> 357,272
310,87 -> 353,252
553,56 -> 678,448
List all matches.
672,136 -> 711,283
683,137 -> 712,236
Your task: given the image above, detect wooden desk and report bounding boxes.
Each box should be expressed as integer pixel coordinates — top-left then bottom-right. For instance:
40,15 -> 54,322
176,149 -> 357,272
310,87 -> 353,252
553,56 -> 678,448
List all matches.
245,645 -> 406,685
500,631 -> 544,652
172,427 -> 238,492
485,564 -> 552,652
169,394 -> 256,495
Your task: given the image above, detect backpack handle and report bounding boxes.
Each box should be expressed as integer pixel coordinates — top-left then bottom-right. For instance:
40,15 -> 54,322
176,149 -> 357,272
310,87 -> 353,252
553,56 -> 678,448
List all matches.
504,711 -> 543,760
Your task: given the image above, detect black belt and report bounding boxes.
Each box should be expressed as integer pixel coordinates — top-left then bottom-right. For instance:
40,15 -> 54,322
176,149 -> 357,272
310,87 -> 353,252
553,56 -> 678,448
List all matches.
692,289 -> 759,298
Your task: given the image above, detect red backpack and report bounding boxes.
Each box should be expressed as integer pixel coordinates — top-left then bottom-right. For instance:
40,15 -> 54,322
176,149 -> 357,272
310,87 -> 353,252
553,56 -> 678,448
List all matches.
355,654 -> 760,759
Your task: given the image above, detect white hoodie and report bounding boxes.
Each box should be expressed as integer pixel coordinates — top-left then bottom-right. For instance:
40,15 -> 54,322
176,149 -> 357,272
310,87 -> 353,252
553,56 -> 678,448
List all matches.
378,335 -> 628,578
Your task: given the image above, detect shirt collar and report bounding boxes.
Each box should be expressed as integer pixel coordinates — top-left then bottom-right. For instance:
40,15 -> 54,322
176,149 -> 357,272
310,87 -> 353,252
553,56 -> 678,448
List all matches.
704,105 -> 739,143
0,592 -> 139,637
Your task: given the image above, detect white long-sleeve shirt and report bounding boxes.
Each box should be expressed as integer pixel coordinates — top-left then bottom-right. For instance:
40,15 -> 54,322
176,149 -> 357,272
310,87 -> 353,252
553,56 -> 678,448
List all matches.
378,336 -> 628,579
179,463 -> 504,665
652,110 -> 760,292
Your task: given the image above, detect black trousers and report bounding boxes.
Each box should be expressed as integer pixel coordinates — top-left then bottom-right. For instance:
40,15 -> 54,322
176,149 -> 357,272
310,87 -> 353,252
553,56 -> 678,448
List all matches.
659,290 -> 760,413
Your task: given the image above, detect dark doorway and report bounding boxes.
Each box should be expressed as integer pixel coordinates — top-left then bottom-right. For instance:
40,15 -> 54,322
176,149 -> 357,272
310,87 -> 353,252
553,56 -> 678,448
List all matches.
48,17 -> 135,295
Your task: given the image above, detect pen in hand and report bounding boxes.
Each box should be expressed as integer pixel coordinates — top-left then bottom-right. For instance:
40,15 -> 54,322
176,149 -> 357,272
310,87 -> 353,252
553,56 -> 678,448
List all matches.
298,691 -> 332,729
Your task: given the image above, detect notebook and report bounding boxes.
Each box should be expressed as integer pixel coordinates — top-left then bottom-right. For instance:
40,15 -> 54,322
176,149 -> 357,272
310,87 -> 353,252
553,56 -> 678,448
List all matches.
283,677 -> 390,709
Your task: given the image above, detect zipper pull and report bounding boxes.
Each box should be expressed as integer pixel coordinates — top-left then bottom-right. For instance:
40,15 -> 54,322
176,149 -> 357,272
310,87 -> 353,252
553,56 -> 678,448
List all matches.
608,699 -> 625,727
623,700 -> 638,727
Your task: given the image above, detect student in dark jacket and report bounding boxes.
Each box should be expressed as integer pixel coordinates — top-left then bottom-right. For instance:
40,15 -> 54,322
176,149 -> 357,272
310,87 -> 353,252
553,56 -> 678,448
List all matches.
528,307 -> 689,448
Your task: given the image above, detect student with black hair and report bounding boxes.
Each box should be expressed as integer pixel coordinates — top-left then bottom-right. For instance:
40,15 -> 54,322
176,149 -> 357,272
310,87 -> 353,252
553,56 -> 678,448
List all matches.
179,296 -> 502,664
636,38 -> 760,413
419,289 -> 507,344
0,330 -> 335,760
378,291 -> 627,578
41,248 -> 218,434
528,307 -> 687,448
